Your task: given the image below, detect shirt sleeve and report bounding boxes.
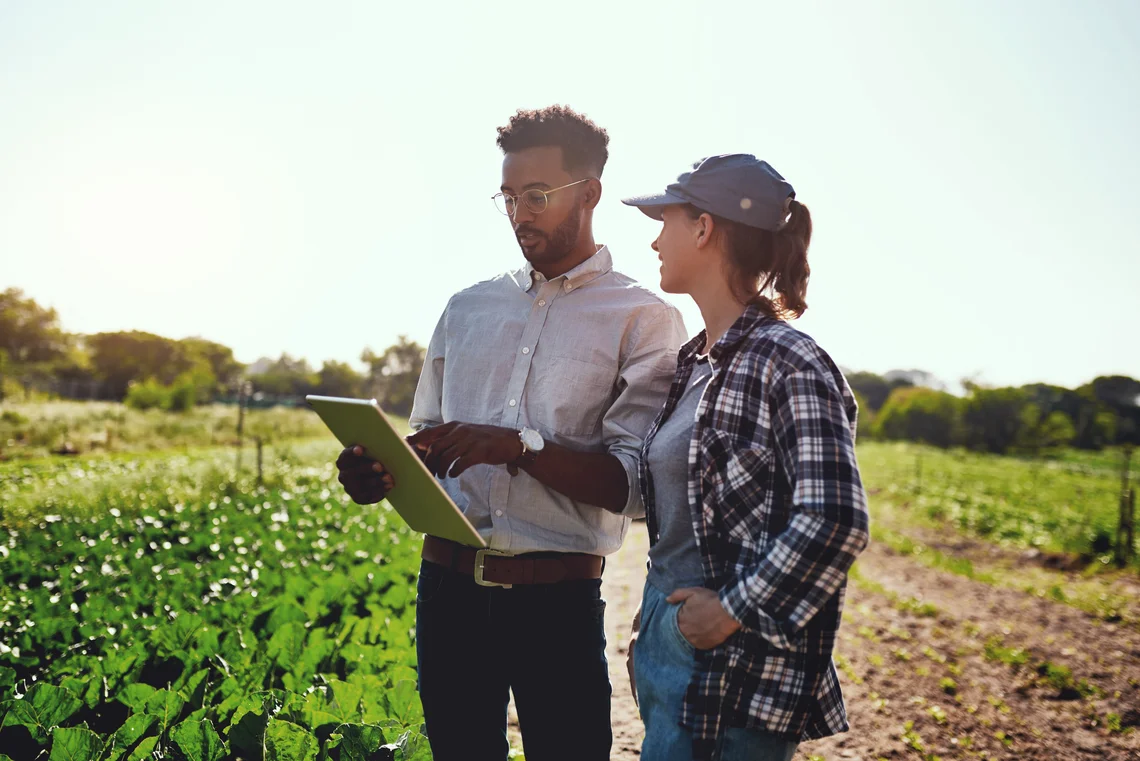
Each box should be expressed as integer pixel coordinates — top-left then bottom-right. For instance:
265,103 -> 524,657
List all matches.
718,368 -> 870,649
408,301 -> 448,433
602,304 -> 688,518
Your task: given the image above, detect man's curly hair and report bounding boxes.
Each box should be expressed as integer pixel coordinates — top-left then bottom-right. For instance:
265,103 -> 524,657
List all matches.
496,105 -> 610,178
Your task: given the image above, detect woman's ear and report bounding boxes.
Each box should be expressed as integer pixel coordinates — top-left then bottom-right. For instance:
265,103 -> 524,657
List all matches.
694,212 -> 716,250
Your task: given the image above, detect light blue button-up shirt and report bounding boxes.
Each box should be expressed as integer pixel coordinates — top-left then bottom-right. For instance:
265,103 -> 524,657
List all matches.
409,245 -> 687,555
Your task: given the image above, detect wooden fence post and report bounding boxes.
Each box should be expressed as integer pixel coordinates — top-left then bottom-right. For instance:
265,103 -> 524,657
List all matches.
1117,446 -> 1135,566
256,437 -> 264,486
236,381 -> 250,473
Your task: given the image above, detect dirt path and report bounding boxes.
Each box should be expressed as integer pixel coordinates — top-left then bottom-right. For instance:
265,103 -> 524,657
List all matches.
514,524 -> 1140,760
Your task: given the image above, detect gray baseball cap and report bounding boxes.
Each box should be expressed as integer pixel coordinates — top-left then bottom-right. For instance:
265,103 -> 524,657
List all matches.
622,154 -> 795,231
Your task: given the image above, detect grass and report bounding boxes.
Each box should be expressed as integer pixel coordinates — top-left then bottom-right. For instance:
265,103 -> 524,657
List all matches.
0,400 -> 332,459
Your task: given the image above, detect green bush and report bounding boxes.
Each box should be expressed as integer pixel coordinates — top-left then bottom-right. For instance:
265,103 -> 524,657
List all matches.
124,378 -> 170,411
873,387 -> 962,448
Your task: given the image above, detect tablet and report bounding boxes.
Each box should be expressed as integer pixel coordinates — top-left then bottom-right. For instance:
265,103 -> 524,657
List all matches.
305,395 -> 487,549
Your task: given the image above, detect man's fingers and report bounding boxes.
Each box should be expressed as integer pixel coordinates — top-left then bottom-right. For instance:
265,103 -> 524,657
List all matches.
407,423 -> 453,448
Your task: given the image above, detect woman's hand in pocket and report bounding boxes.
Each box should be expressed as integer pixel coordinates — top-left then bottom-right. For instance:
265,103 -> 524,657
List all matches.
627,603 -> 642,706
667,588 -> 741,649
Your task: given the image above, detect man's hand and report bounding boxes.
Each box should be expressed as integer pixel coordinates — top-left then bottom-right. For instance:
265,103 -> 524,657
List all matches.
627,603 -> 642,706
335,445 -> 395,504
406,422 -> 524,479
667,588 -> 742,650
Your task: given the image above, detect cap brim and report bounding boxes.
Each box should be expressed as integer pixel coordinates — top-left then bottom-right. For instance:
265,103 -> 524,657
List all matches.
621,190 -> 690,221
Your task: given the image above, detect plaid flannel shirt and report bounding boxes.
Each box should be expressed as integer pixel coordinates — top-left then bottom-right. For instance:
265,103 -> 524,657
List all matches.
638,305 -> 870,760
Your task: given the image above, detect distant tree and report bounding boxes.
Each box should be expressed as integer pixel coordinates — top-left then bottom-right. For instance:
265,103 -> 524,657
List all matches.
852,390 -> 874,441
87,332 -> 188,399
362,336 -> 426,417
847,371 -> 914,413
248,354 -> 317,398
873,387 -> 962,448
885,369 -> 946,391
961,384 -> 1036,455
1080,375 -> 1140,446
315,360 -> 366,398
0,287 -> 71,365
180,337 -> 244,396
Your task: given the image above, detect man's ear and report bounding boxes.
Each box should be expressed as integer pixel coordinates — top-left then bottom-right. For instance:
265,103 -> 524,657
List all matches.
583,178 -> 602,211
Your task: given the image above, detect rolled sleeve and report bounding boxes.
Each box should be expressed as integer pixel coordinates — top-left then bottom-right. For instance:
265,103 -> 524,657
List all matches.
601,304 -> 687,518
408,301 -> 448,432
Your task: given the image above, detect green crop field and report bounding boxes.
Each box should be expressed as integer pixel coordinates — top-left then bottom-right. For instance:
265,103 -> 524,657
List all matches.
858,441 -> 1135,564
2,426 -> 1136,760
0,439 -> 431,761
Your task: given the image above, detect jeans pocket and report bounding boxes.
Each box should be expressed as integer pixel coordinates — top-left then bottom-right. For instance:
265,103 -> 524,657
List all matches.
416,561 -> 447,605
668,603 -> 695,654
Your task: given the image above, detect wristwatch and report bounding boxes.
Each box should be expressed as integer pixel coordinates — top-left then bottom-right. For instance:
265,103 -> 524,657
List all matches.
515,427 -> 545,469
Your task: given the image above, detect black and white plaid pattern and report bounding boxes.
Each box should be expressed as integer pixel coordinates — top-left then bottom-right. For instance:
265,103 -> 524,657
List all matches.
639,305 -> 870,760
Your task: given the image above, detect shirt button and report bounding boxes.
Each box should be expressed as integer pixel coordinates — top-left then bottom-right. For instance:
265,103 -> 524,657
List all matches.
564,282 -> 572,291
509,399 -> 517,407
521,347 -> 530,355
495,509 -> 503,517
537,299 -> 546,307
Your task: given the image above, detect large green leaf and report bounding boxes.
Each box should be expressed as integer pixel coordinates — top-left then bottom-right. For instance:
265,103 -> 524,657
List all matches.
181,669 -> 211,709
153,613 -> 206,659
326,723 -> 388,759
0,666 -> 15,690
265,602 -> 308,635
48,725 -> 104,761
264,718 -> 319,761
105,713 -> 157,760
268,622 -> 307,670
383,729 -> 432,761
227,695 -> 269,755
385,680 -> 423,725
6,683 -> 83,743
116,683 -> 156,713
172,718 -> 226,761
144,688 -> 186,732
126,737 -> 158,761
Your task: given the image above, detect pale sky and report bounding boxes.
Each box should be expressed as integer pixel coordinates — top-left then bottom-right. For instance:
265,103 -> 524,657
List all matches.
1,1 -> 1138,390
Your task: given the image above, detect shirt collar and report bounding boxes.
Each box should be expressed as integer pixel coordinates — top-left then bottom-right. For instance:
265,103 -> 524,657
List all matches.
511,244 -> 613,293
678,304 -> 776,367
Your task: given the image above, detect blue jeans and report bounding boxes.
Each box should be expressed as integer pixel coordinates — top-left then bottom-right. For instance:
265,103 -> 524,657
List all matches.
634,581 -> 799,761
415,558 -> 611,761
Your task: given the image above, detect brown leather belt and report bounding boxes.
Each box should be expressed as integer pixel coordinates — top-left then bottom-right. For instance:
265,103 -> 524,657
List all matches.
422,535 -> 604,588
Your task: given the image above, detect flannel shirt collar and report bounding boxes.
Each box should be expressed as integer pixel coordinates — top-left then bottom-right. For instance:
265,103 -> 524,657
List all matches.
681,303 -> 776,368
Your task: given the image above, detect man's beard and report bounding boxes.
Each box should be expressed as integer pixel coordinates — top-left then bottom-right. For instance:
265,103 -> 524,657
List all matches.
518,199 -> 583,264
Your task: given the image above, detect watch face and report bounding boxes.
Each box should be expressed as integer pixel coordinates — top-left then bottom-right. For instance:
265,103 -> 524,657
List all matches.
520,428 -> 545,451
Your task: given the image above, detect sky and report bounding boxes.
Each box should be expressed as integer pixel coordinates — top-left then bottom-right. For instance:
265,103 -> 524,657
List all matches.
1,0 -> 1138,391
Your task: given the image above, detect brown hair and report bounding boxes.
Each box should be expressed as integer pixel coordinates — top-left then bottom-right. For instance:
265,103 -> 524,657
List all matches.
685,200 -> 812,319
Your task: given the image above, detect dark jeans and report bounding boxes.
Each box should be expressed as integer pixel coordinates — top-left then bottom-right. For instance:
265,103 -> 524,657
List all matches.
415,558 -> 611,761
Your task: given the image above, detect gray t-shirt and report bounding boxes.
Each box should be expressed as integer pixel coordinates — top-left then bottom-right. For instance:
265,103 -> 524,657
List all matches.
646,357 -> 713,594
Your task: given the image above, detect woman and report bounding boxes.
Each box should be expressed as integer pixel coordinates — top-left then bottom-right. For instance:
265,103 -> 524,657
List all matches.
621,154 -> 870,761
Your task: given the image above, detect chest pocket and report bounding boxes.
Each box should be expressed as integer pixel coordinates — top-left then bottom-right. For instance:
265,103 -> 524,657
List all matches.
528,354 -> 616,438
699,427 -> 782,550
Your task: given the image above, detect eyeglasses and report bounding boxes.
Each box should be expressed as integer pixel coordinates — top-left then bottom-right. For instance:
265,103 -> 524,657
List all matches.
492,178 -> 592,218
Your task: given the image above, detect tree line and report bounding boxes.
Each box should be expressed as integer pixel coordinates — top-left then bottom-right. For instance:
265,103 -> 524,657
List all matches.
0,288 -> 425,416
848,370 -> 1140,455
3,287 -> 1137,452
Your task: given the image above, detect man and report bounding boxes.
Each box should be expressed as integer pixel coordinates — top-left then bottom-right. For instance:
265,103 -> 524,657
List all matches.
335,105 -> 686,761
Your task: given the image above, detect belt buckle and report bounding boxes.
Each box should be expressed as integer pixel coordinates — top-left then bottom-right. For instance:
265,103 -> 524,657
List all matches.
474,549 -> 513,588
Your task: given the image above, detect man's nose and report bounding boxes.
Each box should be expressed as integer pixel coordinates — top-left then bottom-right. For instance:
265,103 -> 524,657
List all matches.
511,201 -> 537,226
